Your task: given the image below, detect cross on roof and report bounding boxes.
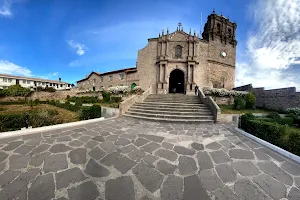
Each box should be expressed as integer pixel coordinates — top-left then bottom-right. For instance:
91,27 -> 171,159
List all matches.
178,22 -> 182,28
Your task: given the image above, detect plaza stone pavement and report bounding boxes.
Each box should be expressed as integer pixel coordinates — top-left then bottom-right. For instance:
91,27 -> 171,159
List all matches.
0,118 -> 300,200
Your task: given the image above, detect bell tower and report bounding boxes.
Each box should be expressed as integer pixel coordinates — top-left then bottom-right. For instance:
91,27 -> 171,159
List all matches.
202,10 -> 237,47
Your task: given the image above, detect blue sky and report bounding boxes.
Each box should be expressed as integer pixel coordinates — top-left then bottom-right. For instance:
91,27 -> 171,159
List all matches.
0,0 -> 299,90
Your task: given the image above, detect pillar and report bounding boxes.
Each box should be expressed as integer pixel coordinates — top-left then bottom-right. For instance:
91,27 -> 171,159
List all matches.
165,42 -> 168,56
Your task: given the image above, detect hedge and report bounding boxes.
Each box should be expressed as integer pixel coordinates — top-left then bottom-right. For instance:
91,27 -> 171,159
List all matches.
66,96 -> 99,104
0,109 -> 61,132
48,100 -> 81,112
78,105 -> 101,120
240,113 -> 300,156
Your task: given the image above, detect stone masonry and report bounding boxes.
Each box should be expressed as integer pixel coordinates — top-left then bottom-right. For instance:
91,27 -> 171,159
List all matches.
77,10 -> 237,94
0,117 -> 299,199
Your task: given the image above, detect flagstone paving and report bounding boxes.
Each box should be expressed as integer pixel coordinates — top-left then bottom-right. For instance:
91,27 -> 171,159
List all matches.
0,117 -> 300,200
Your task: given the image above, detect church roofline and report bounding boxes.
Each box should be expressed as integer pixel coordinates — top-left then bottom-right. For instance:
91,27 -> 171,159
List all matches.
77,67 -> 137,83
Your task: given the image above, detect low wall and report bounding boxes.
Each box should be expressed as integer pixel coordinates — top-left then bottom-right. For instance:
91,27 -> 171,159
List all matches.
197,88 -> 221,122
209,96 -> 234,105
119,85 -> 154,115
234,84 -> 300,111
219,113 -> 268,124
101,107 -> 119,118
0,89 -> 79,102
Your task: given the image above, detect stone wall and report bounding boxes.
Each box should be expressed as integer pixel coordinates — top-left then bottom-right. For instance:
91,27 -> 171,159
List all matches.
0,89 -> 79,101
209,96 -> 234,105
253,87 -> 300,111
234,84 -> 300,111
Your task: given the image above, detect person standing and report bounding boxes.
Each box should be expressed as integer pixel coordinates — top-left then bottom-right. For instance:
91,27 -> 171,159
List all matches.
195,85 -> 198,95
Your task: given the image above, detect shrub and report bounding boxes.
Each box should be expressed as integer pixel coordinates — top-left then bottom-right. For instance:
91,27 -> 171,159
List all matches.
78,105 -> 101,120
280,117 -> 294,126
107,86 -> 128,94
286,107 -> 300,116
67,96 -> 98,104
43,87 -> 56,92
233,97 -> 245,110
258,117 -> 275,122
66,95 -> 70,100
110,96 -> 122,103
240,113 -> 300,156
244,92 -> 256,109
266,112 -> 281,122
48,100 -> 81,112
36,86 -> 43,91
101,91 -> 111,103
0,114 -> 27,132
3,85 -> 31,97
202,87 -> 248,97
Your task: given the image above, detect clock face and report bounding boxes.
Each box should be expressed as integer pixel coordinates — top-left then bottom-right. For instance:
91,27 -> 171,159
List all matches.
221,51 -> 227,57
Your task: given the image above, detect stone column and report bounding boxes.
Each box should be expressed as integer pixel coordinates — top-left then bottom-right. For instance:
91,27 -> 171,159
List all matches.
159,64 -> 163,82
163,64 -> 166,82
191,65 -> 194,83
186,64 -> 189,83
165,42 -> 168,56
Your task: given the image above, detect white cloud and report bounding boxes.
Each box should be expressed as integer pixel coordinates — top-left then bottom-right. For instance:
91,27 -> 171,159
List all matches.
68,60 -> 80,67
236,0 -> 300,90
51,72 -> 58,77
68,40 -> 86,56
0,0 -> 12,17
0,60 -> 33,76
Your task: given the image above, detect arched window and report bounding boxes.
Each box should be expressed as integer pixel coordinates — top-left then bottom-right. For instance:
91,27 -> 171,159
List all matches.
217,23 -> 221,34
175,45 -> 182,58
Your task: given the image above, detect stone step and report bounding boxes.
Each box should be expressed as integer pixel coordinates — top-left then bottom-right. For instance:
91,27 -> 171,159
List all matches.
134,103 -> 208,109
137,102 -> 207,107
124,114 -> 215,124
128,108 -> 212,116
146,96 -> 200,99
145,97 -> 200,101
126,111 -> 214,120
144,99 -> 201,103
130,105 -> 211,112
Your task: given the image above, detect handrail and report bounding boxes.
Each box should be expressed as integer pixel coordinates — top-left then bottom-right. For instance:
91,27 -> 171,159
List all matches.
197,88 -> 221,122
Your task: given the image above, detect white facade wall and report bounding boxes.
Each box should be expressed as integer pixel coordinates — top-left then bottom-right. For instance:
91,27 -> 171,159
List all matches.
0,76 -> 72,90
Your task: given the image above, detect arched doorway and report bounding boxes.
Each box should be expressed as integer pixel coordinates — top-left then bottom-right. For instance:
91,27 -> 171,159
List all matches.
130,83 -> 137,91
169,69 -> 184,93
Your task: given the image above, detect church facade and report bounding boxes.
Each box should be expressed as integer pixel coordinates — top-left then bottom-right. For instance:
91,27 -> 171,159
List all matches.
77,11 -> 237,94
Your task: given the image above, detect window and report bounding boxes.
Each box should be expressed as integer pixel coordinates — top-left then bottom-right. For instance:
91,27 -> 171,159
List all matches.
23,80 -> 26,84
50,83 -> 52,86
109,75 -> 113,81
119,73 -> 124,80
60,84 -> 63,87
108,85 -> 112,87
27,80 -> 30,84
100,77 -> 103,82
42,82 -> 45,86
3,78 -> 7,82
228,28 -> 232,38
93,79 -> 96,84
87,80 -> 90,84
8,78 -> 12,83
175,45 -> 182,58
217,23 -> 221,34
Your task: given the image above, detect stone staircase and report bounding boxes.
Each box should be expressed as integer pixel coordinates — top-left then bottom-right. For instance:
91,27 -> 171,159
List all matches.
124,94 -> 215,123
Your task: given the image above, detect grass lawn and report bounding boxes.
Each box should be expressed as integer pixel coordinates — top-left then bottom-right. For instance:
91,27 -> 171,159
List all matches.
219,105 -> 272,114
0,104 -> 78,123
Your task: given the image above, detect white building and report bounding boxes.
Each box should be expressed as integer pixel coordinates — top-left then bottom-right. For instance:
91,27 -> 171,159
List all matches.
0,74 -> 73,90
